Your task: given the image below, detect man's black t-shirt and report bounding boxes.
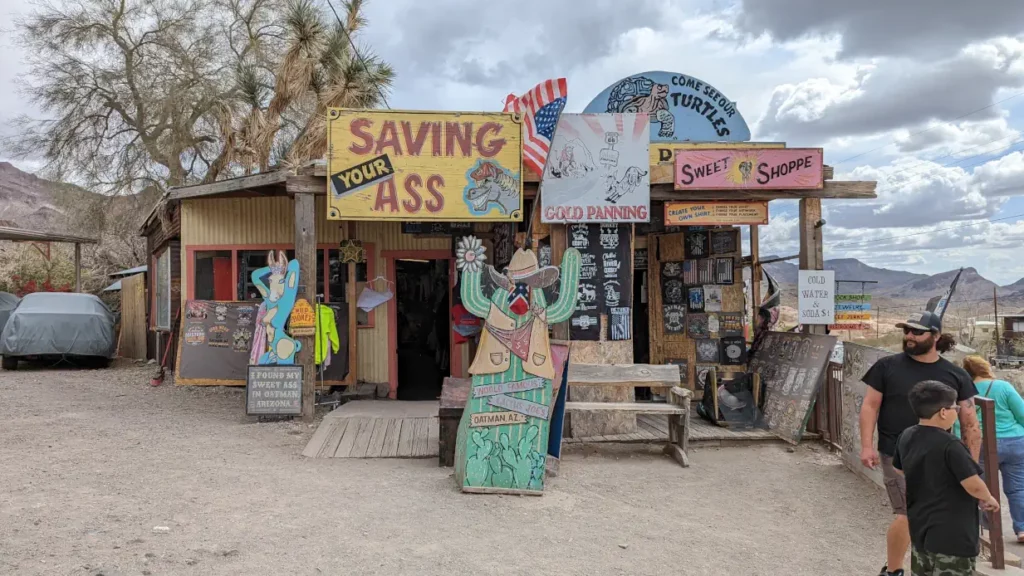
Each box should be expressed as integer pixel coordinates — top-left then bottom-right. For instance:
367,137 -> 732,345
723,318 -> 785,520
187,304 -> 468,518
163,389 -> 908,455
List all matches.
893,425 -> 983,557
862,353 -> 976,456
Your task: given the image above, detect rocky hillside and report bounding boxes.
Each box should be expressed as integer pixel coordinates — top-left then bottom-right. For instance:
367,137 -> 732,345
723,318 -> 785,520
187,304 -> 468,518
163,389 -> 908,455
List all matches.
0,162 -> 66,230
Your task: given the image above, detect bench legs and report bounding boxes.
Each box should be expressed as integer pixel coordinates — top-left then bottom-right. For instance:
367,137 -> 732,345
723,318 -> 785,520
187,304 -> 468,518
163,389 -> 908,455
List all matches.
663,412 -> 690,468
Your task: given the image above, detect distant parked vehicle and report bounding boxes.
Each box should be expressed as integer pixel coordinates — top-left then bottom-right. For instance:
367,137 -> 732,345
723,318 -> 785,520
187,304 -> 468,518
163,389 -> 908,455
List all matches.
0,292 -> 18,335
0,292 -> 116,370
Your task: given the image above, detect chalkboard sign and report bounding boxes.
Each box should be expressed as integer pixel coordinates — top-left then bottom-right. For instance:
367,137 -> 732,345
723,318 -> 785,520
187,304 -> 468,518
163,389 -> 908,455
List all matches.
750,332 -> 837,444
246,365 -> 303,415
567,223 -> 632,340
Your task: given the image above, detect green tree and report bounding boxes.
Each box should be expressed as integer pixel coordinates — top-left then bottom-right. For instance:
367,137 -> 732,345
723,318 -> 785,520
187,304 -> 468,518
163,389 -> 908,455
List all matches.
4,0 -> 393,193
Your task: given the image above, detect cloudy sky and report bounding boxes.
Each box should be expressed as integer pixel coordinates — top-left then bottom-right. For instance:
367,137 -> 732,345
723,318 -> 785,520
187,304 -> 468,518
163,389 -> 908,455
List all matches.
3,0 -> 1024,282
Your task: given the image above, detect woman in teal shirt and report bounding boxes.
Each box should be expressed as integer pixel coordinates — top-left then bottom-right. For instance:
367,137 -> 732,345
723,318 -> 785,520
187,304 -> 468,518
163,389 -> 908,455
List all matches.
963,355 -> 1024,541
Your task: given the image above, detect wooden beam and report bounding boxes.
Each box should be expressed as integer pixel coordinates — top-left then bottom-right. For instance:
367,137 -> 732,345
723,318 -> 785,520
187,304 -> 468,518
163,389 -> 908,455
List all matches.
563,402 -> 687,414
346,222 -> 359,389
286,175 -> 326,196
74,243 -> 82,292
549,225 -> 568,341
750,225 -> 761,309
567,364 -> 680,388
798,198 -> 826,336
294,193 -> 317,421
168,171 -> 289,200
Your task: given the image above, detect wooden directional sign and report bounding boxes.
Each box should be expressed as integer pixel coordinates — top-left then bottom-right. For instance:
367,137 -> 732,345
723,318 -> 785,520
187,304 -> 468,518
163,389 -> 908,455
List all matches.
830,323 -> 871,330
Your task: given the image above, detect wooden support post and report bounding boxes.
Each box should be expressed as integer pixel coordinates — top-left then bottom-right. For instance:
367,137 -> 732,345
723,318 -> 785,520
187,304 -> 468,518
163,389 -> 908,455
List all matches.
294,193 -> 317,421
346,221 -> 359,390
799,198 -> 826,335
549,224 -> 568,341
750,225 -> 761,309
74,243 -> 82,292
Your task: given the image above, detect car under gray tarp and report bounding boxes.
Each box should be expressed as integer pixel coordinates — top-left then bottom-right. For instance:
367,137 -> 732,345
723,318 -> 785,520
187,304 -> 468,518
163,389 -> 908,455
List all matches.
1,293 -> 115,359
0,292 -> 19,334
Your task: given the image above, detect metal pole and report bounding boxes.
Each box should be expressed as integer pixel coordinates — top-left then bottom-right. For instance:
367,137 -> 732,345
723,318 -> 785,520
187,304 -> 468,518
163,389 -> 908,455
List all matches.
994,286 -> 1000,356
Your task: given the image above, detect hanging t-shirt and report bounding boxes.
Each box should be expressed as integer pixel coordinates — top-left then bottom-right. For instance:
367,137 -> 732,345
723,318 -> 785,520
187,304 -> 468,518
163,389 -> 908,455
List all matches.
862,353 -> 976,456
893,425 -> 983,557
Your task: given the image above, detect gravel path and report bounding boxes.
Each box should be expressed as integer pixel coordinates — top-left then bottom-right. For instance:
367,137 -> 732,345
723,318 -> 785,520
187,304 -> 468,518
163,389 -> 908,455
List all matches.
0,362 -> 892,575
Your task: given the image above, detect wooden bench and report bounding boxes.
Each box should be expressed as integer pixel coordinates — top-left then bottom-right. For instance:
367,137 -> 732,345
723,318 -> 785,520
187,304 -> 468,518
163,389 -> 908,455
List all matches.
565,364 -> 691,467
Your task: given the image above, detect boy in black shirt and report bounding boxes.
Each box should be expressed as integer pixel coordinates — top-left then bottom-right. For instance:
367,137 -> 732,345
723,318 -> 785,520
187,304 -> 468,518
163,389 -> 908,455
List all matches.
893,380 -> 999,575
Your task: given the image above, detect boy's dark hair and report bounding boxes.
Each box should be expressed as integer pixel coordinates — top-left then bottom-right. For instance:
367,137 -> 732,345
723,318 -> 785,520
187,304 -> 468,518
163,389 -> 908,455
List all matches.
908,380 -> 958,419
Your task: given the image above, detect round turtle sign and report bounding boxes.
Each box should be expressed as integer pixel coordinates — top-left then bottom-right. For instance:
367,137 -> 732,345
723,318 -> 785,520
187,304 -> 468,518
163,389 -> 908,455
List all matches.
583,71 -> 751,144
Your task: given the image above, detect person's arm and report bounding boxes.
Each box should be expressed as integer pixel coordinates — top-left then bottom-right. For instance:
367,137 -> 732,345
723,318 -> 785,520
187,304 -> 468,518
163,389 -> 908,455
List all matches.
859,360 -> 886,469
961,475 -> 1000,512
957,373 -> 982,461
948,442 -> 999,511
859,387 -> 883,469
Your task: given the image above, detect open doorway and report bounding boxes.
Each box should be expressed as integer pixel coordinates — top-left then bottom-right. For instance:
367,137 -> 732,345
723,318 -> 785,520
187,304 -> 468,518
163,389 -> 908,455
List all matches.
394,259 -> 451,400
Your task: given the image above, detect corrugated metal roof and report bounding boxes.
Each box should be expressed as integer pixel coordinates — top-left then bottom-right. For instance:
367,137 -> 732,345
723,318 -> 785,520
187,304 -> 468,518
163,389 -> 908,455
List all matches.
0,226 -> 98,244
108,265 -> 147,278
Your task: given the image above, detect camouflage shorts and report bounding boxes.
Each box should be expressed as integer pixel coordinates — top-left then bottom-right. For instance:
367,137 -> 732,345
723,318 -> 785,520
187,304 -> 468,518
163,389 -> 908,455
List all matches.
911,547 -> 976,575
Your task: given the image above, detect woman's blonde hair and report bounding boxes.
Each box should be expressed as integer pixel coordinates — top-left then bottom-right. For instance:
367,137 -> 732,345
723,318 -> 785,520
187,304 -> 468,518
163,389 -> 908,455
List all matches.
962,355 -> 996,380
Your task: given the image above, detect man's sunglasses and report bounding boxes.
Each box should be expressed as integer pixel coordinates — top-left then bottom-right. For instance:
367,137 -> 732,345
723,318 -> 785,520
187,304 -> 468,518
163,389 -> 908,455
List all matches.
902,327 -> 929,336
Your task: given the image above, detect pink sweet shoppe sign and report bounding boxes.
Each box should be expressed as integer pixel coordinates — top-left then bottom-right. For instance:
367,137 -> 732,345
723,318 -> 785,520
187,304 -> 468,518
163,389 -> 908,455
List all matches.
674,148 -> 824,190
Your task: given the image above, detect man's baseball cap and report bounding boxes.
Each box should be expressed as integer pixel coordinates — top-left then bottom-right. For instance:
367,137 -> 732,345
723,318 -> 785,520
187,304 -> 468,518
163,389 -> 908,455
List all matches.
896,311 -> 942,333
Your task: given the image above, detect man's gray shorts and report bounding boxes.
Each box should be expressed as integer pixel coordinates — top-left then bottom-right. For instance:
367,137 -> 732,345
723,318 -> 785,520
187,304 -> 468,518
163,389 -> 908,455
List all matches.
881,454 -> 907,515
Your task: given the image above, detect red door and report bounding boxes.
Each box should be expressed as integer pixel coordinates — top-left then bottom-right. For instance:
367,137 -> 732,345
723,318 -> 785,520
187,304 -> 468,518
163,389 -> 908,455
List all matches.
213,257 -> 233,300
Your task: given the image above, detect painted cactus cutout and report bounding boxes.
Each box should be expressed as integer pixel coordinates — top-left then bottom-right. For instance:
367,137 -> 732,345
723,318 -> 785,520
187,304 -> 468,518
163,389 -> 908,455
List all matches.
251,250 -> 302,365
454,236 -> 580,494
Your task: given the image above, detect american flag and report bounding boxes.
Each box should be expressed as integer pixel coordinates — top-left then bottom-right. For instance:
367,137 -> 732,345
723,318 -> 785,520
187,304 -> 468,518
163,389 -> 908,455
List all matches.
503,78 -> 567,177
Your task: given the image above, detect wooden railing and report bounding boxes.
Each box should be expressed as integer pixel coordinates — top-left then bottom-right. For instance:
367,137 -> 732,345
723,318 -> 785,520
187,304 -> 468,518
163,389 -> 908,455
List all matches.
977,395 -> 1005,570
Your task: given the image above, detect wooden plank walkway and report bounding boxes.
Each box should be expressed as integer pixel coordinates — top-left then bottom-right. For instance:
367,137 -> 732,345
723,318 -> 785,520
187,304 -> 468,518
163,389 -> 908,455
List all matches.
564,414 -> 819,446
303,401 -> 438,459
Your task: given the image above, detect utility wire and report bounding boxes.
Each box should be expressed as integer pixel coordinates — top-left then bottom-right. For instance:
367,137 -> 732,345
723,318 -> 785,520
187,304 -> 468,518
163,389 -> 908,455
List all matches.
324,0 -> 391,110
833,90 -> 1024,166
829,212 -> 1024,250
882,135 -> 1024,184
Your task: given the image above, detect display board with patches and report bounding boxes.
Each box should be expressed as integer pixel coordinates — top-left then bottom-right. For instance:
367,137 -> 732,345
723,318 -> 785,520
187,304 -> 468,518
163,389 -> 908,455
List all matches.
326,109 -> 524,221
540,113 -> 650,223
749,332 -> 837,445
646,226 -> 745,395
177,301 -> 261,385
567,223 -> 632,341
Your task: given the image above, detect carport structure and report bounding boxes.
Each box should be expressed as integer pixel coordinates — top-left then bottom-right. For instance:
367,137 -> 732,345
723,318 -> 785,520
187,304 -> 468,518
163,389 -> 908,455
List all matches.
0,226 -> 99,292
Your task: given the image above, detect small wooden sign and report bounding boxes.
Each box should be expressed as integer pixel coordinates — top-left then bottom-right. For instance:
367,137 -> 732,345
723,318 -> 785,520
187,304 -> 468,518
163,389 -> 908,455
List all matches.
246,365 -> 303,415
836,294 -> 871,302
486,393 -> 548,419
835,312 -> 871,321
472,377 -> 545,398
831,323 -> 871,330
289,298 -> 316,337
469,411 -> 528,427
665,201 -> 769,226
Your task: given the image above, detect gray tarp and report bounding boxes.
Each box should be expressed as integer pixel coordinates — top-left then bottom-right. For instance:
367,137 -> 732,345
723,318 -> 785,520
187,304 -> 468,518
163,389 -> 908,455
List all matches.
0,292 -> 19,335
0,293 -> 115,358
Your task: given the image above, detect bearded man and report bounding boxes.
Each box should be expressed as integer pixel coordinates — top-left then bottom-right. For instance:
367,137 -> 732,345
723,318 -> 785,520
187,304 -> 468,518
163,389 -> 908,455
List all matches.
858,311 -> 981,576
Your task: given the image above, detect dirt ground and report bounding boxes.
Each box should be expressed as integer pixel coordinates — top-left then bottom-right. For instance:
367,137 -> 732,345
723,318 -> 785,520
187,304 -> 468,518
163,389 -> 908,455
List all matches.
0,362 -> 894,576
